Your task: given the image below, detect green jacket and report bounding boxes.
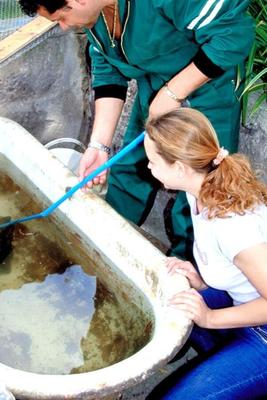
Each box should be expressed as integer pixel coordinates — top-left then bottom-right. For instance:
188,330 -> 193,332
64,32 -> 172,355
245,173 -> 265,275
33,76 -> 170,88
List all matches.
85,0 -> 254,117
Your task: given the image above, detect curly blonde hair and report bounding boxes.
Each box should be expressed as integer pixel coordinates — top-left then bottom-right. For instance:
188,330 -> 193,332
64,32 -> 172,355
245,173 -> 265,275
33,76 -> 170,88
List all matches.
145,108 -> 267,219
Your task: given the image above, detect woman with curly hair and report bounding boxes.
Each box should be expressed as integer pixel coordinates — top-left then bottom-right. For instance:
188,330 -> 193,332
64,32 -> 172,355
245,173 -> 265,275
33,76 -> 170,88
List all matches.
145,108 -> 267,399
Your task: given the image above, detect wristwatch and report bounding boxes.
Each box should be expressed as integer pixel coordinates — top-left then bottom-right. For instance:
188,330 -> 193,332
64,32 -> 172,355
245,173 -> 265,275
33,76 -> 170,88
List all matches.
88,141 -> 111,155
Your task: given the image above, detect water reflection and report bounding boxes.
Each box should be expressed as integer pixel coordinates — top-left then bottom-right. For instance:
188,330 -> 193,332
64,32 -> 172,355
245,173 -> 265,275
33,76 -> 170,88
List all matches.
0,265 -> 96,374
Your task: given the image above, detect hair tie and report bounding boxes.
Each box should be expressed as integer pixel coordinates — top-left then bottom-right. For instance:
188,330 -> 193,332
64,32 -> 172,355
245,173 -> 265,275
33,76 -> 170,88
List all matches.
213,147 -> 229,166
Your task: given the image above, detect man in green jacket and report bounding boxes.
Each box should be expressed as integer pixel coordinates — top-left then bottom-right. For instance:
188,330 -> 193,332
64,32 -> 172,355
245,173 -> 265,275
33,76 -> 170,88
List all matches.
19,0 -> 254,260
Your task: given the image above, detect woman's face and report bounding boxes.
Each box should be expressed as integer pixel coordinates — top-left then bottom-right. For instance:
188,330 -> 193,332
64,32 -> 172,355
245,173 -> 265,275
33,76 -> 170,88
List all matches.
144,134 -> 182,190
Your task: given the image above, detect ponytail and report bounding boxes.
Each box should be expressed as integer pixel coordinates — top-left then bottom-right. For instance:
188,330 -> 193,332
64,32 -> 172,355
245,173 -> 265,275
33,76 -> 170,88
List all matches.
200,154 -> 267,219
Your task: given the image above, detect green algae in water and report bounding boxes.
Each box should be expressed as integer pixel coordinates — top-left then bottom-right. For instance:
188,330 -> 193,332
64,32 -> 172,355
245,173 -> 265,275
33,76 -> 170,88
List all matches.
0,174 -> 152,375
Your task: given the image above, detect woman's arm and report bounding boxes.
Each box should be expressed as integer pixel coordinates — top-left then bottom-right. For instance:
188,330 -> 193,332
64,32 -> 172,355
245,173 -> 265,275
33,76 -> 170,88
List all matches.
210,243 -> 267,329
213,243 -> 267,328
169,243 -> 267,329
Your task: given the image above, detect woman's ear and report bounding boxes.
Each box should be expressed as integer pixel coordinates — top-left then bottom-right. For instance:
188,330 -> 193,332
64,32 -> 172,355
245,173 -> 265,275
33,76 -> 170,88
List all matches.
175,161 -> 186,178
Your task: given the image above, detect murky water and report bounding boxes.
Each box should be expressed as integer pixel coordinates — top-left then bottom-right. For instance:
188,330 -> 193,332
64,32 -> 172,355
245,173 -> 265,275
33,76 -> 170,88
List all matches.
0,174 -> 152,375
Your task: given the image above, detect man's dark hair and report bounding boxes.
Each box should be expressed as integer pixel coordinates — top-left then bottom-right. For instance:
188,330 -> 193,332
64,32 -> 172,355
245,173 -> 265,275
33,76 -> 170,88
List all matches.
18,0 -> 67,16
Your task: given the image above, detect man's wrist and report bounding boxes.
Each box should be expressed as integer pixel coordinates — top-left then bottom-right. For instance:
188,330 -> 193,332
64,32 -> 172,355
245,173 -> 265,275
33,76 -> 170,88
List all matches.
87,140 -> 111,155
164,83 -> 186,103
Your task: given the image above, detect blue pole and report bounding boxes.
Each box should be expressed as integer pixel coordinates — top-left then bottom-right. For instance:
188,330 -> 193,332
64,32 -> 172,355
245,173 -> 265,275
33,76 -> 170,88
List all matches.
0,132 -> 145,229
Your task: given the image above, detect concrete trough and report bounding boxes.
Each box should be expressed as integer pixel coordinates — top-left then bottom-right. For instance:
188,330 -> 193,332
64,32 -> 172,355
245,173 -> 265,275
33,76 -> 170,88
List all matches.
0,116 -> 191,400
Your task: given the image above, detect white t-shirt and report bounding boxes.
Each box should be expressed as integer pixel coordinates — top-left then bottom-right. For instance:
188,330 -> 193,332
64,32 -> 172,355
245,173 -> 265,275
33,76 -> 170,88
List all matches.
186,193 -> 267,305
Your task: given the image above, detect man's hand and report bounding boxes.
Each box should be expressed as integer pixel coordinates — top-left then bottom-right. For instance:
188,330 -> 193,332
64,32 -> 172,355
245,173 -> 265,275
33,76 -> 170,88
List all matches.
149,62 -> 210,118
149,85 -> 181,118
78,148 -> 108,190
78,97 -> 125,190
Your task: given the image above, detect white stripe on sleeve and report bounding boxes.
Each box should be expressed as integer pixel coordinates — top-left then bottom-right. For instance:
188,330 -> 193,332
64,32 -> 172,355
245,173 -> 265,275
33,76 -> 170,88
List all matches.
187,0 -> 217,29
198,0 -> 225,28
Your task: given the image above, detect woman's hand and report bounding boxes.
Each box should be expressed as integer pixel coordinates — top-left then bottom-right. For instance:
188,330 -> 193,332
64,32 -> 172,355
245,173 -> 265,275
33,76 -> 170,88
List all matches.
78,148 -> 109,190
169,288 -> 213,328
167,257 -> 207,291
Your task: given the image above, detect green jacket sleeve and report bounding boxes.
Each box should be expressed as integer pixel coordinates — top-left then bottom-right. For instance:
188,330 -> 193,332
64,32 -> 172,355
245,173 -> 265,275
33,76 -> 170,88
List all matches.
162,0 -> 255,71
89,45 -> 128,89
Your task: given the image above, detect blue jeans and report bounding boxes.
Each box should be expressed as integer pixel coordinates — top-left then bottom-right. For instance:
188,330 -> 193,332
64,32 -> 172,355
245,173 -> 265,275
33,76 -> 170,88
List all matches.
147,288 -> 267,399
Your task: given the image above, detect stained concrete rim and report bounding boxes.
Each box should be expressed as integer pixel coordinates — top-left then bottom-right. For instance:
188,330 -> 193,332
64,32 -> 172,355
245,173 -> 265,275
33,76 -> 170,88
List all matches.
0,117 -> 192,399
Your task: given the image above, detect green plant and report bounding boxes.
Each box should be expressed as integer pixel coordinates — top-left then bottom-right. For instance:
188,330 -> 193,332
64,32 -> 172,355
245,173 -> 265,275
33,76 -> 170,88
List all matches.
240,0 -> 267,125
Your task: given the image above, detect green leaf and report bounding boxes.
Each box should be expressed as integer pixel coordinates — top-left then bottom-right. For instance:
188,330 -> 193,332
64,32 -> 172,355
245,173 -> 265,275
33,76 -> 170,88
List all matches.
246,82 -> 267,94
240,68 -> 267,97
249,92 -> 267,118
